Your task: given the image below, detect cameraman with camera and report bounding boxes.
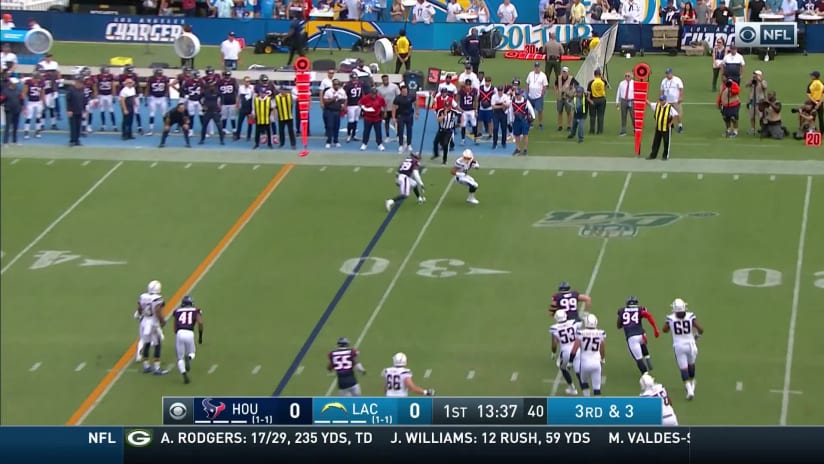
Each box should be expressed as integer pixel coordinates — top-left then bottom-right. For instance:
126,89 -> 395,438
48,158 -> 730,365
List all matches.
792,101 -> 817,140
758,91 -> 787,140
745,70 -> 767,136
717,78 -> 741,138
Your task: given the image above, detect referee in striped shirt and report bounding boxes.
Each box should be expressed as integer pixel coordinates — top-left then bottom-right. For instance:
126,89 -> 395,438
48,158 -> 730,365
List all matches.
275,87 -> 296,149
647,95 -> 678,160
253,90 -> 274,149
432,100 -> 461,164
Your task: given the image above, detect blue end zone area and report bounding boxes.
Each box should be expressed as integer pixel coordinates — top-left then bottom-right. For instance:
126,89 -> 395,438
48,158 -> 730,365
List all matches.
5,95 -> 519,158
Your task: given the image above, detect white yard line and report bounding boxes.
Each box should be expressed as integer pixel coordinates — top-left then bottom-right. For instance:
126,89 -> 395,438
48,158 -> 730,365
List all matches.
75,362 -> 86,372
252,365 -> 262,375
29,362 -> 42,372
324,180 -> 455,396
1,162 -> 123,275
780,176 -> 812,426
207,364 -> 218,374
551,172 -> 633,396
467,370 -> 476,380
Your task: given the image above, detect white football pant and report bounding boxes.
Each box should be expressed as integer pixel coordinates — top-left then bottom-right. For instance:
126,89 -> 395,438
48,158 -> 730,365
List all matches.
673,341 -> 698,370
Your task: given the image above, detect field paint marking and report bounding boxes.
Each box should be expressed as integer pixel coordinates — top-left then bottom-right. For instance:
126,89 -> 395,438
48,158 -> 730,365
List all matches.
150,162 -> 158,168
780,175 -> 812,426
252,365 -> 262,375
1,162 -> 123,275
661,173 -> 668,179
10,159 -> 20,164
184,163 -> 192,169
488,169 -> 495,175
353,167 -> 361,172
697,173 -> 703,180
523,170 -> 529,176
557,171 -> 564,176
218,164 -> 226,170
467,370 -> 475,380
253,164 -> 260,170
733,174 -> 739,181
75,362 -> 87,372
770,175 -> 776,181
602,376 -> 607,384
551,172 -> 633,396
81,160 -> 90,166
66,164 -> 295,425
207,364 -> 218,374
324,180 -> 455,396
387,168 -> 394,173
591,172 -> 598,177
320,166 -> 327,171
295,365 -> 304,376
510,372 -> 519,382
29,362 -> 42,372
736,381 -> 743,392
424,369 -> 432,379
46,160 -> 54,165
772,389 -> 803,395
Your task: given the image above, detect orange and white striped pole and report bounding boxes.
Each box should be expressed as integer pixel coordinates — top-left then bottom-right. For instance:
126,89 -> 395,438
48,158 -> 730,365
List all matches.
632,63 -> 651,157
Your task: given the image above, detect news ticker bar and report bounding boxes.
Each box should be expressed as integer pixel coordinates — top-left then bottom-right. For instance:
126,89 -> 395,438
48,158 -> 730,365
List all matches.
1,426 -> 823,464
161,396 -> 662,426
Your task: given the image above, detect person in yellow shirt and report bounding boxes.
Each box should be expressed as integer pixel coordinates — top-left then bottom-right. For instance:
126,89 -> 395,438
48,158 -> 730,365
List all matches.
806,70 -> 823,133
394,29 -> 412,74
589,31 -> 601,53
570,0 -> 587,24
586,68 -> 608,134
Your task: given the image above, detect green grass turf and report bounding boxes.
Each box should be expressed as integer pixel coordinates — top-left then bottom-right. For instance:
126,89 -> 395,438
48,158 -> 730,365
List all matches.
2,151 -> 822,426
48,41 -> 820,160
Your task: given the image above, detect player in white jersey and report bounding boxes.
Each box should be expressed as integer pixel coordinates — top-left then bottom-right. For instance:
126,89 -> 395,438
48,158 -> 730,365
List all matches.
451,149 -> 480,204
549,310 -> 580,395
382,353 -> 435,397
134,280 -> 169,375
662,298 -> 704,400
571,314 -> 606,397
639,373 -> 679,426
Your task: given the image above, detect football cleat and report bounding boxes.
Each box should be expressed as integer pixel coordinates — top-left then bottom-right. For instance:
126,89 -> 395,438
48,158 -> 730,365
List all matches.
183,373 -> 191,384
392,352 -> 407,367
467,197 -> 479,205
417,196 -> 425,204
565,385 -> 578,395
385,199 -> 394,211
153,368 -> 169,376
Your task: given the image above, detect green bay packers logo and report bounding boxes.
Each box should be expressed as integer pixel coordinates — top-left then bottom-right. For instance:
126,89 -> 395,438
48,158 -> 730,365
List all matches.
125,429 -> 153,447
533,210 -> 718,238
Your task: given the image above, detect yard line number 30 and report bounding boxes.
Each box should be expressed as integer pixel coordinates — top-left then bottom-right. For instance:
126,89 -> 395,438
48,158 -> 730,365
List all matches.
732,268 -> 824,289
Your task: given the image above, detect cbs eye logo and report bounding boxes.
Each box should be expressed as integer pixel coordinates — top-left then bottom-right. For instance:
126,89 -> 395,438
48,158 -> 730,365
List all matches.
125,429 -> 153,447
168,401 -> 189,421
739,27 -> 757,44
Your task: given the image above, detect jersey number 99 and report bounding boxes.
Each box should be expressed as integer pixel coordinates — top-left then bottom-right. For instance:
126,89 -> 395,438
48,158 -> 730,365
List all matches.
559,297 -> 577,312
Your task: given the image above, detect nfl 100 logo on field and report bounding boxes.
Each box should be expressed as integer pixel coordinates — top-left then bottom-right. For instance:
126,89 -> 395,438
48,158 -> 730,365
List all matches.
532,211 -> 718,238
104,17 -> 186,43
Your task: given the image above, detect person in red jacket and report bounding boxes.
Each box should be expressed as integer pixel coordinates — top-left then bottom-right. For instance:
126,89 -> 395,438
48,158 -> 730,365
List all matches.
359,87 -> 387,151
717,78 -> 741,137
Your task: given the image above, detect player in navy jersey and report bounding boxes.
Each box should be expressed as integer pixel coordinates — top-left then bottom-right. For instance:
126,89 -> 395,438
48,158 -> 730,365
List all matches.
203,66 -> 220,86
617,296 -> 660,374
457,79 -> 479,145
173,295 -> 203,385
80,68 -> 97,134
23,72 -> 44,138
95,67 -> 117,131
327,337 -> 366,396
218,70 -> 239,134
119,65 -> 144,134
344,74 -> 364,142
41,69 -> 60,129
385,154 -> 426,211
550,281 -> 592,322
174,66 -> 191,100
146,68 -> 170,135
184,71 -> 204,135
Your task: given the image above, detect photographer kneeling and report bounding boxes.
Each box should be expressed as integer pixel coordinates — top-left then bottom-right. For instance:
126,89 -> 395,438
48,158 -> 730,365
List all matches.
717,78 -> 741,138
792,100 -> 817,140
758,92 -> 788,140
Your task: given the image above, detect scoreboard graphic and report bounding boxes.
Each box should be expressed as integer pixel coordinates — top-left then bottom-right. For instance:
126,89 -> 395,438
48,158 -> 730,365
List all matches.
161,396 -> 662,426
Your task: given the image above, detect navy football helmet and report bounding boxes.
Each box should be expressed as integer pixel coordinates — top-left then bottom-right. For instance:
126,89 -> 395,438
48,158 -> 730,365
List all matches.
182,296 -> 194,307
626,296 -> 639,307
558,281 -> 571,292
337,337 -> 350,347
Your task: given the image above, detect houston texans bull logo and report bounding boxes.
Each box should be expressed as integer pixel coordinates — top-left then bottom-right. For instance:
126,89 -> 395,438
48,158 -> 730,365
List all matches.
202,398 -> 227,420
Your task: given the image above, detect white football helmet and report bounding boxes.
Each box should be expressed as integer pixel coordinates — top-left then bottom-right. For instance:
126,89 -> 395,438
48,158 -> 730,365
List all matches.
671,298 -> 687,312
392,352 -> 407,367
554,310 -> 568,323
147,280 -> 162,295
461,149 -> 474,161
640,373 -> 656,391
583,313 -> 599,329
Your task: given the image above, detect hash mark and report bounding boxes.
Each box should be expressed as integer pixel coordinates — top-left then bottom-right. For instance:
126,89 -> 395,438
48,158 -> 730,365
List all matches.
218,164 -> 226,170
320,166 -> 327,171
602,376 -> 607,384
557,171 -> 564,176
387,168 -> 394,174
353,167 -> 361,172
207,364 -> 218,374
510,372 -> 519,382
736,381 -> 743,391
697,173 -> 704,180
424,369 -> 432,379
770,389 -> 802,395
46,160 -> 55,165
488,169 -> 495,175
733,175 -> 740,180
10,159 -> 20,164
661,173 -> 668,179
184,163 -> 192,169
82,161 -> 90,166
523,170 -> 529,176
251,365 -> 261,375
150,162 -> 158,168
770,175 -> 776,181
296,365 -> 304,375
75,362 -> 86,372
592,172 -> 598,177
29,362 -> 42,372
467,370 -> 475,380
253,164 -> 260,170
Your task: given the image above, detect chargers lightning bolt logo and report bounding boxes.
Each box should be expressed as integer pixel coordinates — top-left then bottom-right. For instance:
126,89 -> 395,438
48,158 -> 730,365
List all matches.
321,402 -> 348,415
202,398 -> 226,420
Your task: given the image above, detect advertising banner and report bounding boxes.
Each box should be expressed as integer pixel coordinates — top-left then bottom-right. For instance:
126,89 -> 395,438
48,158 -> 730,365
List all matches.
735,22 -> 798,48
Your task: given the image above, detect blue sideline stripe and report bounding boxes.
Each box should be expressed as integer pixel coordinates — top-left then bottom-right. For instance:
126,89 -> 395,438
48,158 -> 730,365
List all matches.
272,199 -> 405,396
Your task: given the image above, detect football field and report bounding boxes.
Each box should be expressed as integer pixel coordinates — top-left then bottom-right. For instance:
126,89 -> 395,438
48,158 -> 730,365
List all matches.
1,144 -> 822,426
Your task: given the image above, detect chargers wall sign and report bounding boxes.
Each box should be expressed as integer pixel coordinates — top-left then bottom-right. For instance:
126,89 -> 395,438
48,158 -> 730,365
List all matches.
532,210 -> 718,238
104,16 -> 186,43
